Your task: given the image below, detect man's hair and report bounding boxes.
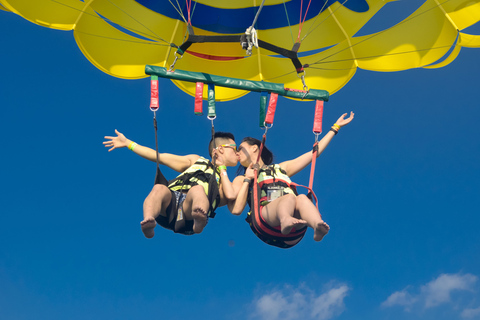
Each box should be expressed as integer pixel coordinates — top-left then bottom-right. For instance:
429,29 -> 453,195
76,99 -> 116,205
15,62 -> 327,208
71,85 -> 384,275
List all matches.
208,132 -> 235,157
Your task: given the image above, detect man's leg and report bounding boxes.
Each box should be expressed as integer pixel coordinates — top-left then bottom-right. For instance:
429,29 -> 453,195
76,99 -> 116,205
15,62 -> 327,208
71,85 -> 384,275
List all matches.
182,185 -> 210,234
141,184 -> 172,238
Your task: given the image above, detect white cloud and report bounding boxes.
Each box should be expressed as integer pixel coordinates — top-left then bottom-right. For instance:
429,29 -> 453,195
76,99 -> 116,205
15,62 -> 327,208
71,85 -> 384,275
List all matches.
252,283 -> 350,320
311,285 -> 349,320
381,288 -> 418,310
461,307 -> 480,319
421,273 -> 477,308
381,272 -> 479,317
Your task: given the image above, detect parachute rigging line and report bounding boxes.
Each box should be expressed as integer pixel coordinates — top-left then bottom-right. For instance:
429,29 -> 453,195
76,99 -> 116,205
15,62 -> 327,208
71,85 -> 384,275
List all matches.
310,0 -> 457,66
297,0 -> 313,42
282,0 -> 295,43
251,0 -> 266,28
49,0 -> 171,45
308,43 -> 458,70
105,0 -> 165,43
186,0 -> 192,25
168,0 -> 188,24
300,0 -> 349,42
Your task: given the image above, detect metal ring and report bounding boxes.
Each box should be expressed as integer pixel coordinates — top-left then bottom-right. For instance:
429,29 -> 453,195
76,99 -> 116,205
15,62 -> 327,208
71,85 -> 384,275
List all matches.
296,70 -> 306,78
264,122 -> 273,129
207,115 -> 217,121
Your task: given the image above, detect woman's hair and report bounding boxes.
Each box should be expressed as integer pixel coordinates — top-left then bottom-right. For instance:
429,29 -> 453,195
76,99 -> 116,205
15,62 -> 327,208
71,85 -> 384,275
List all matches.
241,137 -> 274,165
236,137 -> 274,176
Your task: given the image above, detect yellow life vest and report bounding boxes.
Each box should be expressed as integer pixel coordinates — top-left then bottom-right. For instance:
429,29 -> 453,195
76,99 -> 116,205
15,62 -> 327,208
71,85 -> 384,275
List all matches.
168,157 -> 221,217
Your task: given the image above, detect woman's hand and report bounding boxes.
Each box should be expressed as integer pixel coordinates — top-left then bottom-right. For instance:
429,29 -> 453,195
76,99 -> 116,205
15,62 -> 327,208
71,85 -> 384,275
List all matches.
245,163 -> 255,180
335,111 -> 354,127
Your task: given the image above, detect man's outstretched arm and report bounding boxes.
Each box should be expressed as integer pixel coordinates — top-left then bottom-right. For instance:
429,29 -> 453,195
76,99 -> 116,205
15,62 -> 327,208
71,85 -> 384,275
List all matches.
103,129 -> 199,172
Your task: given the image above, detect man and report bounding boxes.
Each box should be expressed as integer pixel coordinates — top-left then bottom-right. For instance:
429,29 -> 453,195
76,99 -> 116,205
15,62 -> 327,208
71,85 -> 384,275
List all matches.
104,130 -> 238,238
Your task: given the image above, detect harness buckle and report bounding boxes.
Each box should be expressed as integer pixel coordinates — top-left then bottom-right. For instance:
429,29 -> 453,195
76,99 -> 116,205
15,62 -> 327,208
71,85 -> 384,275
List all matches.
169,52 -> 183,71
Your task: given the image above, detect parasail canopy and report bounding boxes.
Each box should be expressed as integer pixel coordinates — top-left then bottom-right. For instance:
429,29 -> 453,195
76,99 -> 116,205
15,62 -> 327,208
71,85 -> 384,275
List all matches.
1,0 -> 480,101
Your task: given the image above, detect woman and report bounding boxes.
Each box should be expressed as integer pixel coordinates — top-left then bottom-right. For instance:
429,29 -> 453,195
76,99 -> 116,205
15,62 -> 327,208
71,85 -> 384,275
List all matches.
229,112 -> 354,248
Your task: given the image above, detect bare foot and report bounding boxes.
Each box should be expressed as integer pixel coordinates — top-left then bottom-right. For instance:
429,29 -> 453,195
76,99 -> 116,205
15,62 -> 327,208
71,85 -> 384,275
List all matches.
141,218 -> 156,238
280,217 -> 307,235
192,208 -> 208,234
313,221 -> 330,241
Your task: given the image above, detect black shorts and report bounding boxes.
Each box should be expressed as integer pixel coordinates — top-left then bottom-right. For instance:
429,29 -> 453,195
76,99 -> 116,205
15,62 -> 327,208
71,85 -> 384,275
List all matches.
155,190 -> 194,235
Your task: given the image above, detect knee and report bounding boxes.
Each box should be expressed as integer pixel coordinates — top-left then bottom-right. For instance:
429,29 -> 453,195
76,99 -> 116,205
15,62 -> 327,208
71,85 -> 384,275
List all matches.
151,184 -> 170,195
281,193 -> 296,205
296,194 -> 309,203
189,185 -> 206,196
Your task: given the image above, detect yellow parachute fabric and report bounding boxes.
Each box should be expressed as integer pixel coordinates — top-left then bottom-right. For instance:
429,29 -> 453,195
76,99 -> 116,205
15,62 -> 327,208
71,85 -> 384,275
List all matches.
1,0 -> 479,101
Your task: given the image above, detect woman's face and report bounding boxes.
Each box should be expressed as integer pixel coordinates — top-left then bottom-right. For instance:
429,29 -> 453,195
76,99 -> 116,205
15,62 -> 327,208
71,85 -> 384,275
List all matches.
236,142 -> 256,167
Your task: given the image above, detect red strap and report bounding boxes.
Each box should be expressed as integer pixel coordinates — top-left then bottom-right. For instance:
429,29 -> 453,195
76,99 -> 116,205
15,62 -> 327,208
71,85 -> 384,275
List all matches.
309,142 -> 318,191
290,182 -> 318,209
149,76 -> 159,111
253,134 -> 267,221
194,82 -> 204,115
313,100 -> 323,134
265,93 -> 278,125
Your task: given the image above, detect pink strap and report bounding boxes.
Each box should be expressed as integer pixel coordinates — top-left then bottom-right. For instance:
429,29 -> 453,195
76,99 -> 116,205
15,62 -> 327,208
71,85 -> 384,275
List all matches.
194,82 -> 204,115
265,93 -> 278,125
149,77 -> 159,111
313,100 -> 323,134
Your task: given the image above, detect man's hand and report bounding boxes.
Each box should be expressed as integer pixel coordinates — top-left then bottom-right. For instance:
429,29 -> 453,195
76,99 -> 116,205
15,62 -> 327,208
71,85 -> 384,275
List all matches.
212,149 -> 225,166
103,129 -> 129,152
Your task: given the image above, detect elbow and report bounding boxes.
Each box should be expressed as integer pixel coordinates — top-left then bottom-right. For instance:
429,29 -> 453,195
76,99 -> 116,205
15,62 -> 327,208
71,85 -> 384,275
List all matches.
228,204 -> 243,216
225,194 -> 237,202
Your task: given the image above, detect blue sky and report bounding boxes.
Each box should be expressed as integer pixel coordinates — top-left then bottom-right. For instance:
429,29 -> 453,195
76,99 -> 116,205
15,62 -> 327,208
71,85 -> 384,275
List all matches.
1,3 -> 480,320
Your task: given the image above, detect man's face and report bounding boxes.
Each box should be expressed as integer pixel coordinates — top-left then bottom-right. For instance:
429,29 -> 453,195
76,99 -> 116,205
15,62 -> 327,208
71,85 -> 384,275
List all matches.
217,138 -> 238,166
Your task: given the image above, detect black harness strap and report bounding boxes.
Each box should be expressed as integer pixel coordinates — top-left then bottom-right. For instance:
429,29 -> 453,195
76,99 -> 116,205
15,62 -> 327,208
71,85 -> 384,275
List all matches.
176,32 -> 304,72
208,120 -> 219,218
153,114 -> 169,186
257,40 -> 304,72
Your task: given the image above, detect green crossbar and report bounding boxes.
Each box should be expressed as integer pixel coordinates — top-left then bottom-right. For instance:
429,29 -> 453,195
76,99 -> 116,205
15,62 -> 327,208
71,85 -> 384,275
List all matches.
145,65 -> 329,101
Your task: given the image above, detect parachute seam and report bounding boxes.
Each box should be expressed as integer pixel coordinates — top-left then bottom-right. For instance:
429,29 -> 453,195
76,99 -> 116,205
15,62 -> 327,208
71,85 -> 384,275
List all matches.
434,0 -> 459,30
328,6 -> 358,68
164,19 -> 184,68
48,0 -> 171,45
105,0 -> 165,44
309,0 -> 456,66
73,30 -> 172,46
308,44 -> 455,69
74,0 -> 93,27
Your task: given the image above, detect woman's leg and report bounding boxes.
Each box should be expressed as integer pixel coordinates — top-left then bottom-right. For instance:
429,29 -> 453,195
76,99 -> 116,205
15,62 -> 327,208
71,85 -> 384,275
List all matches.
294,194 -> 329,241
262,194 -> 307,235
